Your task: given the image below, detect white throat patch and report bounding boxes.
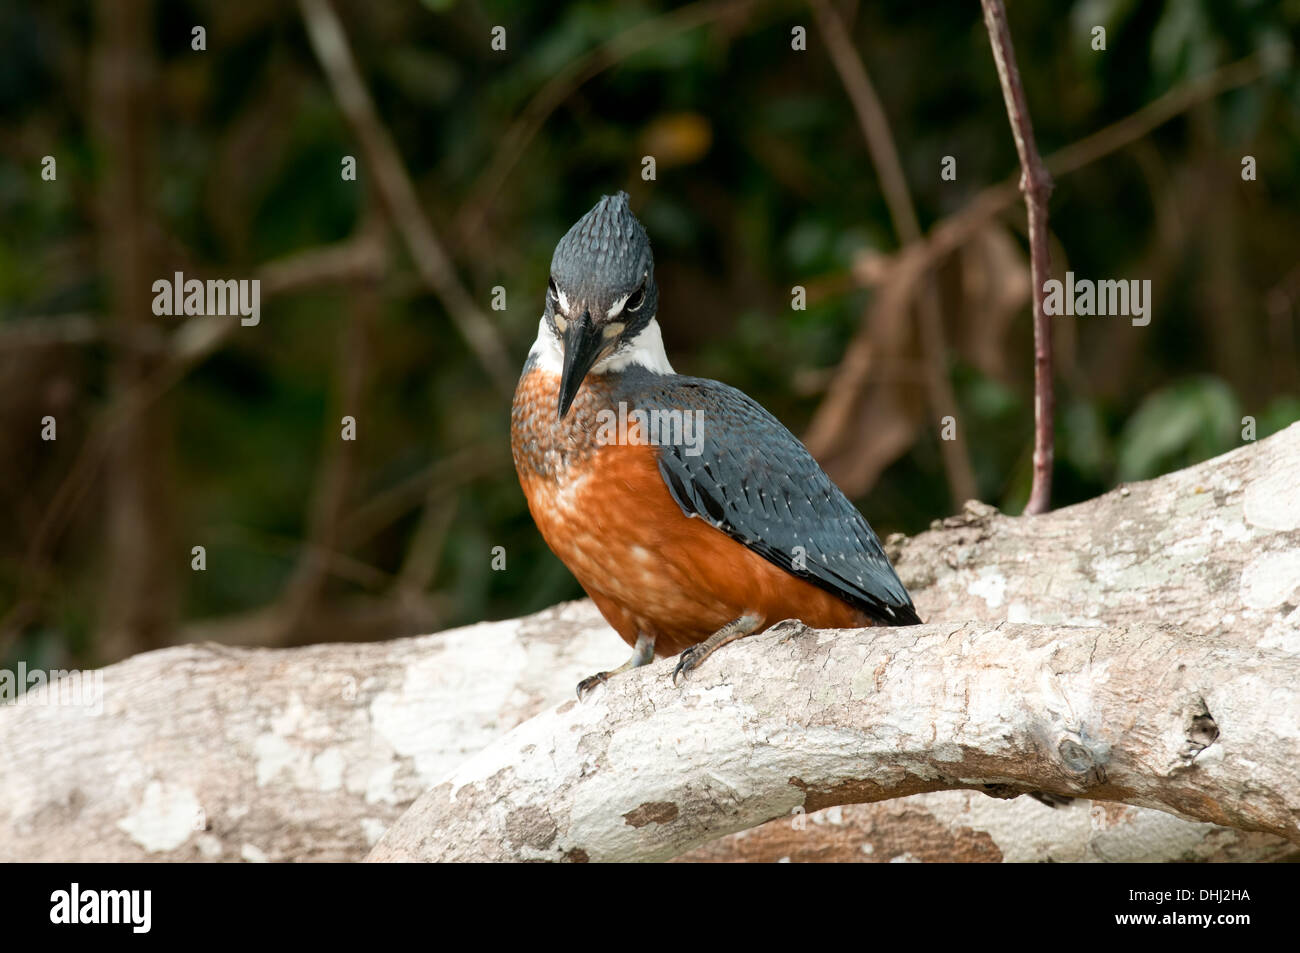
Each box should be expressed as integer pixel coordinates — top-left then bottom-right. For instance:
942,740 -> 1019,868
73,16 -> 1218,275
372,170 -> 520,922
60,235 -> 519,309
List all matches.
528,316 -> 565,374
592,317 -> 674,374
527,315 -> 675,377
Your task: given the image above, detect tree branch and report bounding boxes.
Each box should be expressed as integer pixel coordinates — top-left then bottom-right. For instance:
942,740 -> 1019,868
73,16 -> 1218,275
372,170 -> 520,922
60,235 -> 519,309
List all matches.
802,45 -> 1278,501
367,617 -> 1298,862
810,0 -> 977,508
297,0 -> 514,394
979,0 -> 1055,514
4,423 -> 1297,862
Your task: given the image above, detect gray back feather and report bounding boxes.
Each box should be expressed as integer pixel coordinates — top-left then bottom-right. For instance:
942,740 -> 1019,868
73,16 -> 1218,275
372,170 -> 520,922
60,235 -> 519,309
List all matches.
616,369 -> 921,625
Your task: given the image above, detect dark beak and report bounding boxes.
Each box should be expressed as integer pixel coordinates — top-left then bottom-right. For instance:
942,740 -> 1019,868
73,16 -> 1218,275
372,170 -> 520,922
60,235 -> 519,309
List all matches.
557,310 -> 604,419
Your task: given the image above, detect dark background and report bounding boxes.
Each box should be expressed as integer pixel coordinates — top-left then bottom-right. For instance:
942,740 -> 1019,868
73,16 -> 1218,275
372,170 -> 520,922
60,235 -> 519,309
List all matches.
2,0 -> 1297,670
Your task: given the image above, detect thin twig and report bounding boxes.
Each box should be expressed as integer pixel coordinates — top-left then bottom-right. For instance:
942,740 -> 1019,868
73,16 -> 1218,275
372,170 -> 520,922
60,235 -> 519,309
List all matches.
275,205 -> 381,642
0,314 -> 114,349
1045,51 -> 1279,180
807,47 -> 1277,499
170,231 -> 388,365
338,446 -> 504,550
810,0 -> 978,507
809,0 -> 917,238
257,230 -> 387,298
979,0 -> 1054,515
843,47 -> 1278,296
297,0 -> 514,394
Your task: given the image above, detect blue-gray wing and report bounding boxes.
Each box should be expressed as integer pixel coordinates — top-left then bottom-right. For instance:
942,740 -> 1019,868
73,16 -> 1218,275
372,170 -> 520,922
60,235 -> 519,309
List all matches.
635,374 -> 921,626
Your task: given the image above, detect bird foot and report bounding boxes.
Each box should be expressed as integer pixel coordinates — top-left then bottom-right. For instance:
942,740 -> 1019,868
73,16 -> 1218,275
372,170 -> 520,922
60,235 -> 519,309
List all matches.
575,671 -> 609,700
576,634 -> 657,699
671,647 -> 703,686
672,613 -> 763,686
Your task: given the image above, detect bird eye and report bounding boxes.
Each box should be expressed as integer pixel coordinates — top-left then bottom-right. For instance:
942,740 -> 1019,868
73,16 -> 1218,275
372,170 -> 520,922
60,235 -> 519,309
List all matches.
547,277 -> 558,299
626,286 -> 645,312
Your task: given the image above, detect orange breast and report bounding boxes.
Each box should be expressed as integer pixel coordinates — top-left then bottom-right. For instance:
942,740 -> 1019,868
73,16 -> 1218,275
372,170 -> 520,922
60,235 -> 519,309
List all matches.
513,367 -> 869,657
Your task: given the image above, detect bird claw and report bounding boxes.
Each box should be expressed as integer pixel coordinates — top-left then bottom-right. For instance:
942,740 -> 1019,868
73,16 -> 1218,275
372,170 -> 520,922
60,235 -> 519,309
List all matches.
575,671 -> 609,700
671,648 -> 701,686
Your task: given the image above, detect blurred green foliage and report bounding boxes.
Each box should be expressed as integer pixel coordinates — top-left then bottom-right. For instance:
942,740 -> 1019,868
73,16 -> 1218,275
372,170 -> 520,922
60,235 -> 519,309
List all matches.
1,0 -> 1297,666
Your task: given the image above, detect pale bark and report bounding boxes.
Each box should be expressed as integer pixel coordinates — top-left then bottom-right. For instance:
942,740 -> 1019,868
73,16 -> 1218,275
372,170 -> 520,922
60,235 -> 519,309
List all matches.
3,424 -> 1297,862
0,602 -> 615,862
367,617 -> 1298,862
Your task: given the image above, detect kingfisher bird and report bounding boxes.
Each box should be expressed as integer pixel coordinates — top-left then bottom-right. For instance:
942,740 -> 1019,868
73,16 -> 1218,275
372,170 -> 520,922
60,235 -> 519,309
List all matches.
512,192 -> 921,697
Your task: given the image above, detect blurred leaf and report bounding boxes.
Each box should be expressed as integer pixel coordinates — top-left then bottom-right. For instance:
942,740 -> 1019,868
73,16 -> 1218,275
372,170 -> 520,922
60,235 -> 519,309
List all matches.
965,370 -> 1019,419
1070,0 -> 1143,56
1064,400 -> 1111,480
1151,0 -> 1217,86
1260,394 -> 1300,436
1116,376 -> 1241,481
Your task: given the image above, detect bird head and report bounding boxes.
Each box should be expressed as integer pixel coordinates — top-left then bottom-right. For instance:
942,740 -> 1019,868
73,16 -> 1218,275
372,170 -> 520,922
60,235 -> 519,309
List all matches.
545,192 -> 660,419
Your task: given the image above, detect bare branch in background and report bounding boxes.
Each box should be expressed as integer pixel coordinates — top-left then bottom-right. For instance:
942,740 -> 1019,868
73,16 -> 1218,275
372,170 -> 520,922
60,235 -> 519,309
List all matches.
802,11 -> 1276,507
0,314 -> 116,350
276,205 -> 383,642
256,231 -> 388,298
0,229 -> 392,658
90,0 -> 178,662
339,446 -> 506,550
826,47 -> 1278,303
810,0 -> 978,508
924,48 -> 1278,287
297,0 -> 514,394
169,230 -> 389,366
1045,50 -> 1281,180
979,0 -> 1054,515
4,41 -> 1274,661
